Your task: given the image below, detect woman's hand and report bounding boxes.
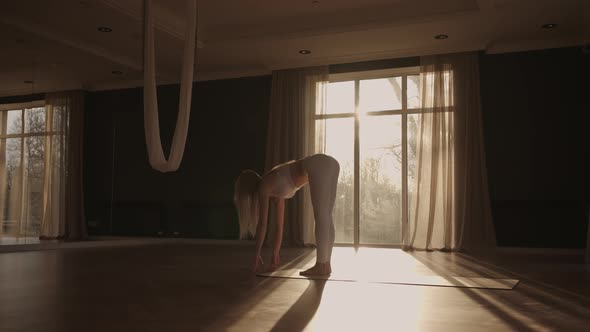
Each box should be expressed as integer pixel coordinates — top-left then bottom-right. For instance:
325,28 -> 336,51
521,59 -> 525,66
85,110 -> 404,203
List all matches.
270,254 -> 281,271
252,255 -> 264,273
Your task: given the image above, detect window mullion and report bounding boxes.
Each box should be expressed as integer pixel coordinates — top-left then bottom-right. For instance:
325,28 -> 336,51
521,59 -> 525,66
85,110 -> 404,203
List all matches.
314,113 -> 355,120
18,109 -> 25,237
353,79 -> 360,246
0,112 -> 5,237
0,132 -> 59,139
365,110 -> 403,116
401,76 -> 408,245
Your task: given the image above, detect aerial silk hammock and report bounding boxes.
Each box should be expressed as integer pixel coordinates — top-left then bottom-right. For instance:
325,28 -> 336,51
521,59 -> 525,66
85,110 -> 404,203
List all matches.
143,0 -> 197,172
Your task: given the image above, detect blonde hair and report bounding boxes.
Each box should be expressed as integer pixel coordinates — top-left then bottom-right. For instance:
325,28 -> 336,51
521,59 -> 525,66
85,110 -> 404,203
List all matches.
234,170 -> 261,240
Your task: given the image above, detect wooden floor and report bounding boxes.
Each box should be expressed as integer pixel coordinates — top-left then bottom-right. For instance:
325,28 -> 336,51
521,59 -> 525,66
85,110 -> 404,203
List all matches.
0,242 -> 589,332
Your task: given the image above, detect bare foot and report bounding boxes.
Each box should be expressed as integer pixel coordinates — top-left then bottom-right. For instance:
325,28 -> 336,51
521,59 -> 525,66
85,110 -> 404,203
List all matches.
299,262 -> 331,276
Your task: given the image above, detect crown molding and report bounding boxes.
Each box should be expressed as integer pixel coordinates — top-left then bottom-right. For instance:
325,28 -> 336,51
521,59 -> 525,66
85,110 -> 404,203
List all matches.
485,37 -> 586,54
86,67 -> 271,92
269,41 -> 487,70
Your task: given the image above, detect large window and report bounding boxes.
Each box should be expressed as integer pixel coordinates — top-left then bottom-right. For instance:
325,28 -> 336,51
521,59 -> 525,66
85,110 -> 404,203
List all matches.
0,101 -> 48,240
316,68 -> 421,246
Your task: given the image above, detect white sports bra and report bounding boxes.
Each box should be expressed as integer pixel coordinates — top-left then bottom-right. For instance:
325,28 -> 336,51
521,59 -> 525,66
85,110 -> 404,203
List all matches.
268,166 -> 305,199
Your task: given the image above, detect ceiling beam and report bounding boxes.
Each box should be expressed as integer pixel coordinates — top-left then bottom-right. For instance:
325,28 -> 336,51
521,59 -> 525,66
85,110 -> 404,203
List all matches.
98,0 -> 205,49
0,11 -> 189,83
0,16 -> 143,73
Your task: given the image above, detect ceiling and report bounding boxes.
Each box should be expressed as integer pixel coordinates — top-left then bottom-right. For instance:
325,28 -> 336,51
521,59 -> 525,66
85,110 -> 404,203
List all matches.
0,0 -> 588,97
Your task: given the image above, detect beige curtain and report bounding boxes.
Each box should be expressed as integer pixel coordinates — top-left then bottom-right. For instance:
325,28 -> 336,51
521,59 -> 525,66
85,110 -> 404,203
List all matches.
40,91 -> 87,240
404,52 -> 495,251
265,66 -> 328,246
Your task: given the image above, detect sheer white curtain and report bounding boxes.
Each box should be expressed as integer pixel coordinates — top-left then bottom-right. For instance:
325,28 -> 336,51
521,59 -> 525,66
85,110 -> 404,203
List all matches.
264,66 -> 328,246
40,91 -> 86,240
404,52 -> 495,251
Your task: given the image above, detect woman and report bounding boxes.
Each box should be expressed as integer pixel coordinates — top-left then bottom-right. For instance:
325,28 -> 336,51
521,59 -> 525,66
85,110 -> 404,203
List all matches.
234,154 -> 340,276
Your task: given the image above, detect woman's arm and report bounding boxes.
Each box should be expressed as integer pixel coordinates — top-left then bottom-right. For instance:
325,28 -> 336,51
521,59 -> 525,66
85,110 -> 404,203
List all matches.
253,190 -> 269,271
271,198 -> 285,270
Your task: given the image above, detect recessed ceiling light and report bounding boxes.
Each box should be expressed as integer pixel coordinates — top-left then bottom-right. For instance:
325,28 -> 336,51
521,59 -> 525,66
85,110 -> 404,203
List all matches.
434,34 -> 448,40
24,80 -> 34,84
299,49 -> 311,55
541,23 -> 557,29
111,70 -> 123,75
97,26 -> 112,33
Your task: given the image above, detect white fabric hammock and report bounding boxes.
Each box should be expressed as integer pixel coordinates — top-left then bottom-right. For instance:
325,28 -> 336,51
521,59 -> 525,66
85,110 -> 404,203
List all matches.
143,0 -> 196,172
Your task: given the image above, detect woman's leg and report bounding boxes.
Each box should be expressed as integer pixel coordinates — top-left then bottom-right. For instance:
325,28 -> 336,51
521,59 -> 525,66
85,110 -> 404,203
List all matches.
300,154 -> 339,275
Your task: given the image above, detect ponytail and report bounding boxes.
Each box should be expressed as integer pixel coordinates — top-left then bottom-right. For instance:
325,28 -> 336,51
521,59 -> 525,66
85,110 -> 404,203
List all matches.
234,170 -> 261,239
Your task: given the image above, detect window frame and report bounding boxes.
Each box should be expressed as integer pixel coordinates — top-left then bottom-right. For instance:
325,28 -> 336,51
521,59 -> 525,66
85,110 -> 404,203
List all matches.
0,100 -> 51,238
316,67 -> 420,247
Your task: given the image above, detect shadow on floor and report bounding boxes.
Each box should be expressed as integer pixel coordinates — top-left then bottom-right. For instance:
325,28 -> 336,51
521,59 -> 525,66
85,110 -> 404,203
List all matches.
271,280 -> 327,332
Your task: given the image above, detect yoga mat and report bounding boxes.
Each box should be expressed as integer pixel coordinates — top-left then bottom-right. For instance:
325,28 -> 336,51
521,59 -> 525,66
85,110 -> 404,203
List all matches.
258,269 -> 519,290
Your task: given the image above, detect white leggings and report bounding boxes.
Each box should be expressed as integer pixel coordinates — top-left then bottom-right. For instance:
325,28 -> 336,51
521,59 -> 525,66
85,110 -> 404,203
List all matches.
302,154 -> 340,263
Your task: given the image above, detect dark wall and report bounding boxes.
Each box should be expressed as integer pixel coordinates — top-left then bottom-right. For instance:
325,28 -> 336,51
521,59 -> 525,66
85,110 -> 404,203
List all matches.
480,47 -> 590,248
84,76 -> 271,238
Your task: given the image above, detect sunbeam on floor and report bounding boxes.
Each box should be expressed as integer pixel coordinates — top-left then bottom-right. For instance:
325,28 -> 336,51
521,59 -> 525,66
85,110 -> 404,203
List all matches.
0,242 -> 589,332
